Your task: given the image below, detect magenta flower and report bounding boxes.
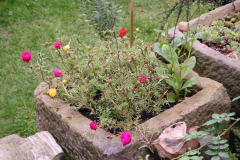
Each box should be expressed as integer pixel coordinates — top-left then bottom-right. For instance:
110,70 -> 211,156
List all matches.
54,42 -> 62,49
140,76 -> 147,83
90,121 -> 97,130
21,51 -> 32,63
121,131 -> 132,146
109,77 -> 112,80
54,68 -> 62,77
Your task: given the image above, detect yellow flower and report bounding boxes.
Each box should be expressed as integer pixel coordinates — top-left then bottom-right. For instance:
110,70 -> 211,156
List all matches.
63,45 -> 70,51
62,79 -> 67,84
49,88 -> 57,97
136,28 -> 139,32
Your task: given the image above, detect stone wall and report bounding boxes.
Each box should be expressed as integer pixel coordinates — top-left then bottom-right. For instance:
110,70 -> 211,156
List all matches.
34,71 -> 231,160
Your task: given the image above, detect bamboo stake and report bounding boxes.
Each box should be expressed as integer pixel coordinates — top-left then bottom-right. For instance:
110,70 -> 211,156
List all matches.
130,0 -> 134,47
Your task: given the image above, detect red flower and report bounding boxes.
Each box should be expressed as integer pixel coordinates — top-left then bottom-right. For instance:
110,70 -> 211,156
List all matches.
54,42 -> 62,49
90,121 -> 97,130
140,76 -> 147,83
21,51 -> 32,63
119,28 -> 127,37
121,131 -> 132,146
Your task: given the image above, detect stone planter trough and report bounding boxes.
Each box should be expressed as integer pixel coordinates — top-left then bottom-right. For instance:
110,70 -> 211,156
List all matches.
168,0 -> 240,116
34,70 -> 231,160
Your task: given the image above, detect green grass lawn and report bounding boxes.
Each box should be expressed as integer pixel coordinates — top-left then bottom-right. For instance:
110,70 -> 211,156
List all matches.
0,0 -> 213,138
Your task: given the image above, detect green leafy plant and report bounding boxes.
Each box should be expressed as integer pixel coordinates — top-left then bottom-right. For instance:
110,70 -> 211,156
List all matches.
154,35 -> 200,103
78,0 -> 121,37
176,112 -> 239,160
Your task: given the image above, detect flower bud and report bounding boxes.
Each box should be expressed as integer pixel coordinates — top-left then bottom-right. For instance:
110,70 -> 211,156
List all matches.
62,79 -> 67,84
49,88 -> 57,97
136,28 -> 139,32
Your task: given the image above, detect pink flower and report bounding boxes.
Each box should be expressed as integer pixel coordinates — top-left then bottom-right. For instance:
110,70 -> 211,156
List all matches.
140,76 -> 147,83
109,77 -> 112,80
130,57 -> 134,60
90,121 -> 97,130
119,28 -> 127,37
54,42 -> 62,49
54,68 -> 62,77
121,131 -> 132,146
21,51 -> 32,63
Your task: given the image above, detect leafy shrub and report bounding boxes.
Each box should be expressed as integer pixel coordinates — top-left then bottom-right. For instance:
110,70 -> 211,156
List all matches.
78,0 -> 121,37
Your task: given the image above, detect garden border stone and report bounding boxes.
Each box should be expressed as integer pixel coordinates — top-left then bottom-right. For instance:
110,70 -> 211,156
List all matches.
168,0 -> 240,116
34,70 -> 231,160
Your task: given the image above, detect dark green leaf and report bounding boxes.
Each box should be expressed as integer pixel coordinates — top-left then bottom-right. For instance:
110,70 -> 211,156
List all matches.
167,92 -> 176,103
217,129 -> 222,134
190,156 -> 203,160
211,156 -> 220,160
223,117 -> 230,121
219,144 -> 229,149
218,151 -> 230,158
205,150 -> 218,156
159,42 -> 170,48
202,119 -> 218,126
214,123 -> 220,129
219,123 -> 226,129
219,139 -> 228,144
227,112 -> 236,117
185,41 -> 190,50
165,78 -> 178,90
218,118 -> 225,123
181,77 -> 200,90
191,130 -> 197,135
211,130 -> 217,136
219,113 -> 228,117
178,157 -> 190,160
208,144 -> 219,150
231,96 -> 240,102
181,56 -> 196,78
212,113 -> 220,119
156,67 -> 168,77
171,35 -> 183,49
188,150 -> 199,155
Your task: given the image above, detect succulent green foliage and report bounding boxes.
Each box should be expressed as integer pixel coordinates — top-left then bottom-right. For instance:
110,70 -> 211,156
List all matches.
211,26 -> 221,32
211,20 -> 225,27
200,32 -> 211,42
230,41 -> 239,50
78,0 -> 121,37
212,36 -> 223,44
46,32 -> 169,131
225,21 -> 234,28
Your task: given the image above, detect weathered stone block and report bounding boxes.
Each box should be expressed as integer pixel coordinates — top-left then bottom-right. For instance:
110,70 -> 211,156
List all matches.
168,0 -> 240,116
34,70 -> 231,160
0,131 -> 65,160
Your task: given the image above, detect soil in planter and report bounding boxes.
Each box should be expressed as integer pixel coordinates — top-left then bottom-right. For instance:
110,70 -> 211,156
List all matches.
195,10 -> 240,60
